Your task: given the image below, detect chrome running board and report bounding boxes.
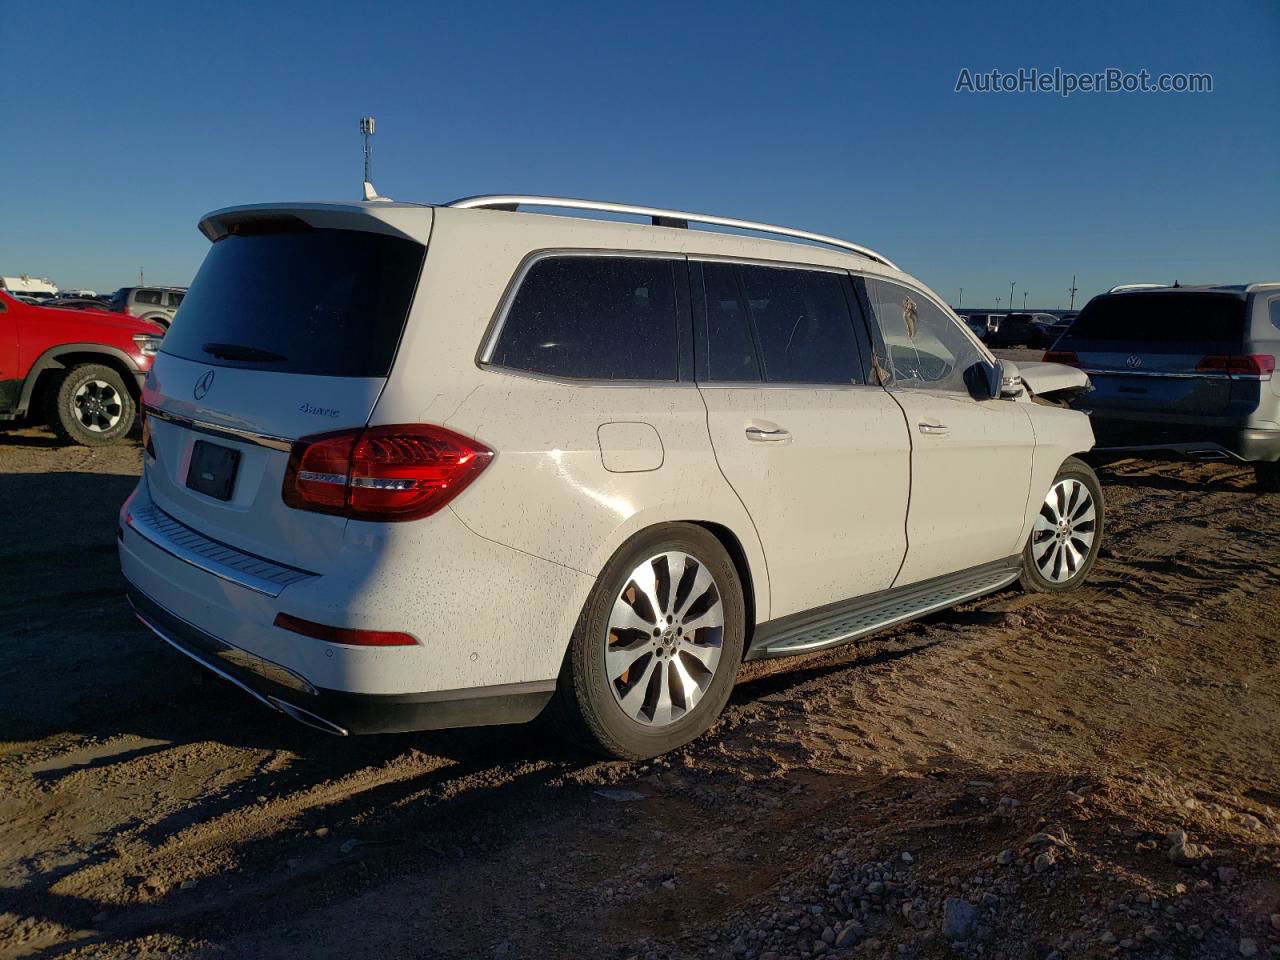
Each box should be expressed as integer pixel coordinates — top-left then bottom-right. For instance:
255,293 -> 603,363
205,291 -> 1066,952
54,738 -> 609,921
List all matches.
747,557 -> 1021,660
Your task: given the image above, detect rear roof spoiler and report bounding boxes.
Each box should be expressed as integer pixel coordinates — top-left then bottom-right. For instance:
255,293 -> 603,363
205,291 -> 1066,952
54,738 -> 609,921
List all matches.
197,202 -> 431,242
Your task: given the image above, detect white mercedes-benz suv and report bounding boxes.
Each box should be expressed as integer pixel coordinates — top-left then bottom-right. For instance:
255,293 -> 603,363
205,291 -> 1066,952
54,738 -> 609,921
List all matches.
119,194 -> 1102,759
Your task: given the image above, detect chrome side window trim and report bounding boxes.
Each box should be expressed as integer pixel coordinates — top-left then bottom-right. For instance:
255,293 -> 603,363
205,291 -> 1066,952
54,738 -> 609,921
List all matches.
688,254 -> 850,276
475,363 -> 701,388
696,380 -> 887,392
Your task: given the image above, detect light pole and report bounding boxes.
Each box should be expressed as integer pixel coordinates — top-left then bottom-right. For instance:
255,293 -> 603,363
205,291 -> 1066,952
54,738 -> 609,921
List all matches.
1009,281 -> 1016,313
958,287 -> 964,307
995,296 -> 1002,309
1069,274 -> 1078,310
1023,291 -> 1028,309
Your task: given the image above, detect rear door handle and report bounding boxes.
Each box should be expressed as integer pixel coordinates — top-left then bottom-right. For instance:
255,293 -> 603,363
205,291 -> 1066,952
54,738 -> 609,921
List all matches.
917,421 -> 949,436
745,426 -> 792,442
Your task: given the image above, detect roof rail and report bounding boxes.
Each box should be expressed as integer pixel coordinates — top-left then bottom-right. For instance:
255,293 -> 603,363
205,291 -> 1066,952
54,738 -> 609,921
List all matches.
1107,283 -> 1168,293
446,195 -> 899,270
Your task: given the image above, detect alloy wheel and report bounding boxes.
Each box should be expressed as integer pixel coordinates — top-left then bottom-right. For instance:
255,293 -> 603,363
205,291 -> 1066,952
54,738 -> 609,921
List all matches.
605,552 -> 725,727
73,379 -> 123,432
1031,478 -> 1097,583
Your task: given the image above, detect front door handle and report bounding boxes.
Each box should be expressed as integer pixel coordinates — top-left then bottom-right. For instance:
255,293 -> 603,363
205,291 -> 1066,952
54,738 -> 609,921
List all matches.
745,426 -> 792,442
917,421 -> 950,436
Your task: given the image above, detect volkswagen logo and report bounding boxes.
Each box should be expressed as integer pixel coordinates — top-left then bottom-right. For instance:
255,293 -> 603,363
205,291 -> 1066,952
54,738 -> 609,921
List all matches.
193,370 -> 216,401
1125,355 -> 1143,369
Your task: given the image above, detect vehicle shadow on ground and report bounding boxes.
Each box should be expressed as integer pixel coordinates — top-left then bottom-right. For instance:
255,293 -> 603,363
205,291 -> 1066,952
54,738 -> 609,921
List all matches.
10,762 -> 1182,960
731,637 -> 940,704
1092,458 -> 1257,493
5,747 -> 596,959
0,430 -> 66,449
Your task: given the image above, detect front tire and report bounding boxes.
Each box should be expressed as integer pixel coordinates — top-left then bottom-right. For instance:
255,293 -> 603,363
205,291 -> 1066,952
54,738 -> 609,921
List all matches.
551,523 -> 745,759
1020,456 -> 1104,593
45,363 -> 137,446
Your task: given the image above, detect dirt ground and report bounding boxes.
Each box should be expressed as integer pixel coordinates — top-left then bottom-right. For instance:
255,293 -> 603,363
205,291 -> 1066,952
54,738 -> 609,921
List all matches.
2,412 -> 1279,960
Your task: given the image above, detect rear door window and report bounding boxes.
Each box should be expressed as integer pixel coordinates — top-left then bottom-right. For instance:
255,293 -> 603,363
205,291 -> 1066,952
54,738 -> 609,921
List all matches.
161,227 -> 425,377
701,262 -> 761,382
135,289 -> 163,305
491,256 -> 678,380
738,265 -> 861,384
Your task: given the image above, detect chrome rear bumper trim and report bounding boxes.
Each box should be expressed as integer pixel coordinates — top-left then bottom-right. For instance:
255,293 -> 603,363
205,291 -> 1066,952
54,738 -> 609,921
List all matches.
131,605 -> 285,712
130,599 -> 348,736
267,697 -> 350,736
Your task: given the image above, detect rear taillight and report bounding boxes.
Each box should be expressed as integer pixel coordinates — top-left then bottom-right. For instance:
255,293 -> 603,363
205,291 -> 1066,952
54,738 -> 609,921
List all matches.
283,424 -> 493,522
274,612 -> 418,647
1042,350 -> 1080,366
1196,354 -> 1276,377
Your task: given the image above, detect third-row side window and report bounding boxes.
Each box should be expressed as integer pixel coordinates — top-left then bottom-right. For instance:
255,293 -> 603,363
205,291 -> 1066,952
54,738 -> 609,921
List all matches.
491,256 -> 679,381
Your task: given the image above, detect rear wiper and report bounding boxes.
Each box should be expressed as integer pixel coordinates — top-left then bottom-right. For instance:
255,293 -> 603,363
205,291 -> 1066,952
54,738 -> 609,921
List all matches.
202,342 -> 288,362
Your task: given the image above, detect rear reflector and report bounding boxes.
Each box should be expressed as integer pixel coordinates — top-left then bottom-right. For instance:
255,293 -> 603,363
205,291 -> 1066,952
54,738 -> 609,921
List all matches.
1196,354 -> 1276,377
283,423 -> 493,522
274,612 -> 418,647
1042,350 -> 1080,366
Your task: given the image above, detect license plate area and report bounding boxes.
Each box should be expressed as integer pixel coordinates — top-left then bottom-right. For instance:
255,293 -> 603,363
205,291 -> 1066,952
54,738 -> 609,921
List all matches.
186,440 -> 241,501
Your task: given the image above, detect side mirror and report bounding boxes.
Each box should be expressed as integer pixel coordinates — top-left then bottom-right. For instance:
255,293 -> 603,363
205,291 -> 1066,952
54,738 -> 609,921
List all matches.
986,359 -> 1024,399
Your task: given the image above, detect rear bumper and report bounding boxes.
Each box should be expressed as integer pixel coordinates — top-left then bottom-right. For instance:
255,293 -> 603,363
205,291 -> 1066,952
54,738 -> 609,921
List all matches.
127,583 -> 555,736
1087,415 -> 1280,463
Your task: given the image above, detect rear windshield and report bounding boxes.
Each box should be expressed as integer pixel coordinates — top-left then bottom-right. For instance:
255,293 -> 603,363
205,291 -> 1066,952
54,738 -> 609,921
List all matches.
1066,293 -> 1246,344
161,227 -> 424,377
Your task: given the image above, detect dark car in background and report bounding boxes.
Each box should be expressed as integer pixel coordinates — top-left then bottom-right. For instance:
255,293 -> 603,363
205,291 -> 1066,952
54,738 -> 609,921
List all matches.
960,312 -> 1004,341
1045,284 -> 1280,490
986,312 -> 1039,348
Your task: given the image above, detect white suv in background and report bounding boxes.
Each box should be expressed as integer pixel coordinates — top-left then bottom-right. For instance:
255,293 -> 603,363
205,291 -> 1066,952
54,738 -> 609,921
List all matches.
119,195 -> 1101,759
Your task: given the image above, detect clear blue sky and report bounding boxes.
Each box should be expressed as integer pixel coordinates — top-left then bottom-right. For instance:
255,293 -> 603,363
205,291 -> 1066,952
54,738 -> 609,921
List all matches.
4,0 -> 1277,308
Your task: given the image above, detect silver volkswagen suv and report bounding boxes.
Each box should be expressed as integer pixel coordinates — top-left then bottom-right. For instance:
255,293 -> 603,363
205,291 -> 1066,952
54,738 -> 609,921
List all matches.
1046,284 -> 1280,490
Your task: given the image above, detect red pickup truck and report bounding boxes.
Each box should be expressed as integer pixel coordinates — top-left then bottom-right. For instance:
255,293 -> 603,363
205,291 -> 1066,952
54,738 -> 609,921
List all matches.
0,291 -> 163,445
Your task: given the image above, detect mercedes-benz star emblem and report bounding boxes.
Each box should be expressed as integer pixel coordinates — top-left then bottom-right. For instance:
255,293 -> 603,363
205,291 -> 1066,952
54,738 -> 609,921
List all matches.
193,370 -> 216,400
1125,355 -> 1143,368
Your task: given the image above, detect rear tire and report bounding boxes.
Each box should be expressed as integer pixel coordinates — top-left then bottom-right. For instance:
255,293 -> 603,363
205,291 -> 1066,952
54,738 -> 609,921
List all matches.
45,363 -> 137,447
1256,461 -> 1280,493
549,523 -> 745,759
1019,456 -> 1104,593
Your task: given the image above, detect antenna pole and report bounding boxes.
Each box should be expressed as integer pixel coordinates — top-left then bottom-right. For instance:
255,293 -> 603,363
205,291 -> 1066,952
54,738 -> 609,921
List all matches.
359,116 -> 375,189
